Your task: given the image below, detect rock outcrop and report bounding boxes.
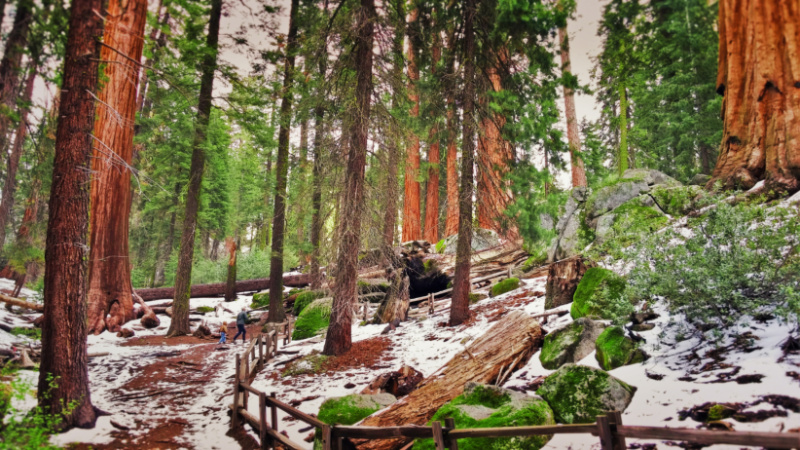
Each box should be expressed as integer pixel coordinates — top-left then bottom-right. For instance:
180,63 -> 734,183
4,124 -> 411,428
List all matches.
539,318 -> 606,370
595,326 -> 649,370
570,267 -> 629,320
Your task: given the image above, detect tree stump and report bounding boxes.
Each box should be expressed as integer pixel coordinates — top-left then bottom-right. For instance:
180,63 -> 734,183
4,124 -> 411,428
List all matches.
545,255 -> 593,310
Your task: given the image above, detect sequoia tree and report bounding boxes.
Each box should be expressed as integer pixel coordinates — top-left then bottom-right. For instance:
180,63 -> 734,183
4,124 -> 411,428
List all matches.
167,0 -> 223,337
709,0 -> 800,193
323,0 -> 375,356
0,0 -> 33,158
38,0 -> 104,428
86,0 -> 148,334
423,43 -> 442,244
267,0 -> 299,324
402,5 -> 422,242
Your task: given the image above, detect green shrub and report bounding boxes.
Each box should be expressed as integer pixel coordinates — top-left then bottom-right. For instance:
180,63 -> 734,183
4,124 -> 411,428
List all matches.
0,375 -> 73,449
520,254 -> 545,273
624,199 -> 800,336
293,290 -> 327,315
195,306 -> 215,314
435,239 -> 446,253
571,267 -> 631,323
490,278 -> 520,297
251,292 -> 269,308
9,328 -> 41,340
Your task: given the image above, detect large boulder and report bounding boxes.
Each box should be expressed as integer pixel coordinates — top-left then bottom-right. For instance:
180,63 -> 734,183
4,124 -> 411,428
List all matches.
490,277 -> 520,297
650,185 -> 704,216
622,168 -> 680,187
689,173 -> 712,186
586,180 -> 650,225
595,326 -> 649,370
442,229 -> 502,255
317,393 -> 397,425
292,298 -> 332,340
570,267 -> 629,320
536,364 -> 637,424
539,318 -> 606,370
413,383 -> 555,450
545,256 -> 593,310
547,187 -> 590,262
293,290 -> 327,315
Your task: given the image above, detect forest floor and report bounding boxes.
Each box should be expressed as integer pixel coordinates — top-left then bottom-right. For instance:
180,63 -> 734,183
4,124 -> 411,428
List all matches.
1,269 -> 799,449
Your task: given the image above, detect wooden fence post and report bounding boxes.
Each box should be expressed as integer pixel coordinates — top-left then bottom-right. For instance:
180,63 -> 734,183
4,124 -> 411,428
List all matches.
444,417 -> 459,450
322,424 -> 332,450
272,331 -> 278,355
432,421 -> 446,450
596,415 -> 613,450
608,411 -> 626,450
231,356 -> 241,429
363,303 -> 368,321
270,391 -> 278,433
259,392 -> 269,449
507,267 -> 512,279
258,334 -> 263,365
428,294 -> 434,315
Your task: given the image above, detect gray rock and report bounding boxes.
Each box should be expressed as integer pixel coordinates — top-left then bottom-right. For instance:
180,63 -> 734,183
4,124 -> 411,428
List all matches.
540,213 -> 555,231
630,323 -> 655,332
456,404 -> 496,421
539,318 -> 607,370
689,173 -> 712,186
442,229 -> 501,255
594,213 -> 616,245
623,168 -> 681,187
547,188 -> 589,262
586,180 -> 650,222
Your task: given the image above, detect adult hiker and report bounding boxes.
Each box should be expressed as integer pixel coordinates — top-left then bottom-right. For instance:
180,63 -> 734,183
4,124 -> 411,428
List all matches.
232,306 -> 248,343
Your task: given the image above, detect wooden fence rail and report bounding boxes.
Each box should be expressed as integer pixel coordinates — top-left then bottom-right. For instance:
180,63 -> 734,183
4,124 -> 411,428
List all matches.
230,375 -> 800,450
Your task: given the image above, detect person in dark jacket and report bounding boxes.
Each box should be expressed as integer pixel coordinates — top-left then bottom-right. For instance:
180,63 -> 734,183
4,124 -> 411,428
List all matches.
232,307 -> 248,343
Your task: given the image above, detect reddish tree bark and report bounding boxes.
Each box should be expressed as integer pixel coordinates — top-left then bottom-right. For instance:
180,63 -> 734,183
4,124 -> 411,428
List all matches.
323,0 -> 374,356
86,0 -> 148,335
709,0 -> 800,193
423,44 -> 442,244
476,50 -> 517,239
0,64 -> 35,250
559,24 -> 587,188
0,0 -> 33,156
268,0 -> 299,324
381,0 -> 404,251
224,238 -> 237,302
38,0 -> 104,429
444,30 -> 459,238
449,0 -> 476,327
168,0 -> 222,337
402,6 -> 421,242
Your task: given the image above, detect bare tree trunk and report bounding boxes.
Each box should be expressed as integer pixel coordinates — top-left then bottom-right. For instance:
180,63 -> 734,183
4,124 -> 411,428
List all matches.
38,0 -> 103,429
402,6 -> 421,243
0,0 -> 33,159
224,238 -> 236,302
559,24 -> 587,188
381,0 -> 404,252
709,0 -> 800,193
323,0 -> 374,356
449,0 -> 476,327
267,0 -> 299,324
618,83 -> 629,175
0,64 -> 35,250
135,0 -> 166,112
444,29 -> 459,238
167,0 -> 222,337
423,44 -> 442,244
86,0 -> 148,335
310,101 -> 325,290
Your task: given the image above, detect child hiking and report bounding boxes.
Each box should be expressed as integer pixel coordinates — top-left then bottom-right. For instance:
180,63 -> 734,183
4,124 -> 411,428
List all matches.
218,321 -> 228,344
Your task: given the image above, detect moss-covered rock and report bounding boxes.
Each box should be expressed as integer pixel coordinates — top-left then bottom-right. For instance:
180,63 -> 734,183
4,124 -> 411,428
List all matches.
650,185 -> 703,216
570,268 -> 629,321
707,404 -> 737,421
585,179 -> 650,222
317,393 -> 397,426
292,298 -> 332,340
413,383 -> 555,450
251,292 -> 269,308
594,326 -> 649,370
469,293 -> 488,304
293,290 -> 327,315
536,364 -> 636,424
357,280 -> 391,295
539,318 -> 606,370
490,278 -> 520,297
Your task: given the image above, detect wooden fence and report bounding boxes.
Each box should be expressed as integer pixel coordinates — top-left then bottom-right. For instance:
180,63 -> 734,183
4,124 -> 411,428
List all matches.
230,374 -> 800,450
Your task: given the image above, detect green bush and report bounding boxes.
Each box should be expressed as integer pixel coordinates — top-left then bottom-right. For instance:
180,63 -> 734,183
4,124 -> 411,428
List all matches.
9,328 -> 41,340
571,268 -> 631,322
195,306 -> 215,314
624,199 -> 800,336
293,290 -> 327,315
435,239 -> 446,253
0,375 -> 72,450
490,278 -> 520,297
251,292 -> 269,308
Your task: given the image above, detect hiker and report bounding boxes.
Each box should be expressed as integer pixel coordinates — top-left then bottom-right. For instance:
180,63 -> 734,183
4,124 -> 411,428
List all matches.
232,307 -> 248,343
218,321 -> 228,344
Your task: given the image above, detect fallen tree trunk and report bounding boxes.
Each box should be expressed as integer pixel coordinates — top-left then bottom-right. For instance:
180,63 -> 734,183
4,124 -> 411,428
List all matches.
354,310 -> 544,450
0,293 -> 43,312
134,273 -> 311,301
133,293 -> 159,329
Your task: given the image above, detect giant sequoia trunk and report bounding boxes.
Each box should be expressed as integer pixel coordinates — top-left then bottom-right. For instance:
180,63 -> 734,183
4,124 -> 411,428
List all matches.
168,0 -> 222,337
476,49 -> 517,239
0,64 -> 36,250
382,0 -> 404,252
0,0 -> 33,157
444,30 -> 459,238
86,0 -> 148,335
323,0 -> 374,356
709,0 -> 800,193
559,23 -> 588,188
449,0 -> 476,327
423,44 -> 442,244
402,6 -> 422,243
267,0 -> 299,324
38,0 -> 103,429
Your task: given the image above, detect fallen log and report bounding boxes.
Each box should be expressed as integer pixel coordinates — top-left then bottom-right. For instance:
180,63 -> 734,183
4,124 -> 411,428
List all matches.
354,310 -> 544,450
134,273 -> 311,301
0,293 -> 43,312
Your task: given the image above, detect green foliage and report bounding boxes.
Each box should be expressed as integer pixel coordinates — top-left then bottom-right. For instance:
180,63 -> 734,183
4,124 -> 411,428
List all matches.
570,268 -> 631,322
594,326 -> 647,370
293,290 -> 327,316
9,328 -> 41,340
196,306 -> 215,314
590,200 -> 668,259
357,280 -> 390,295
490,278 -> 520,297
624,199 -> 800,335
435,239 -> 446,254
707,404 -> 735,422
292,298 -> 332,340
251,292 -> 269,309
317,395 -> 383,426
0,375 -> 73,450
507,162 -> 567,254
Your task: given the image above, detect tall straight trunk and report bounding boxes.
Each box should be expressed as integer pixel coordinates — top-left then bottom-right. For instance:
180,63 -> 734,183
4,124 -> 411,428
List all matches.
449,0 -> 476,327
402,6 -> 421,242
38,0 -> 103,429
310,105 -> 324,290
709,0 -> 800,193
323,0 -> 374,356
617,83 -> 629,175
382,0 -> 404,251
224,238 -> 236,302
444,29 -> 459,237
476,49 -> 516,239
423,44 -> 442,244
0,0 -> 33,158
296,115 -> 309,244
0,0 -> 7,41
167,0 -> 222,337
559,24 -> 587,188
136,0 -> 166,112
0,63 -> 35,250
267,0 -> 299,324
86,0 -> 148,335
